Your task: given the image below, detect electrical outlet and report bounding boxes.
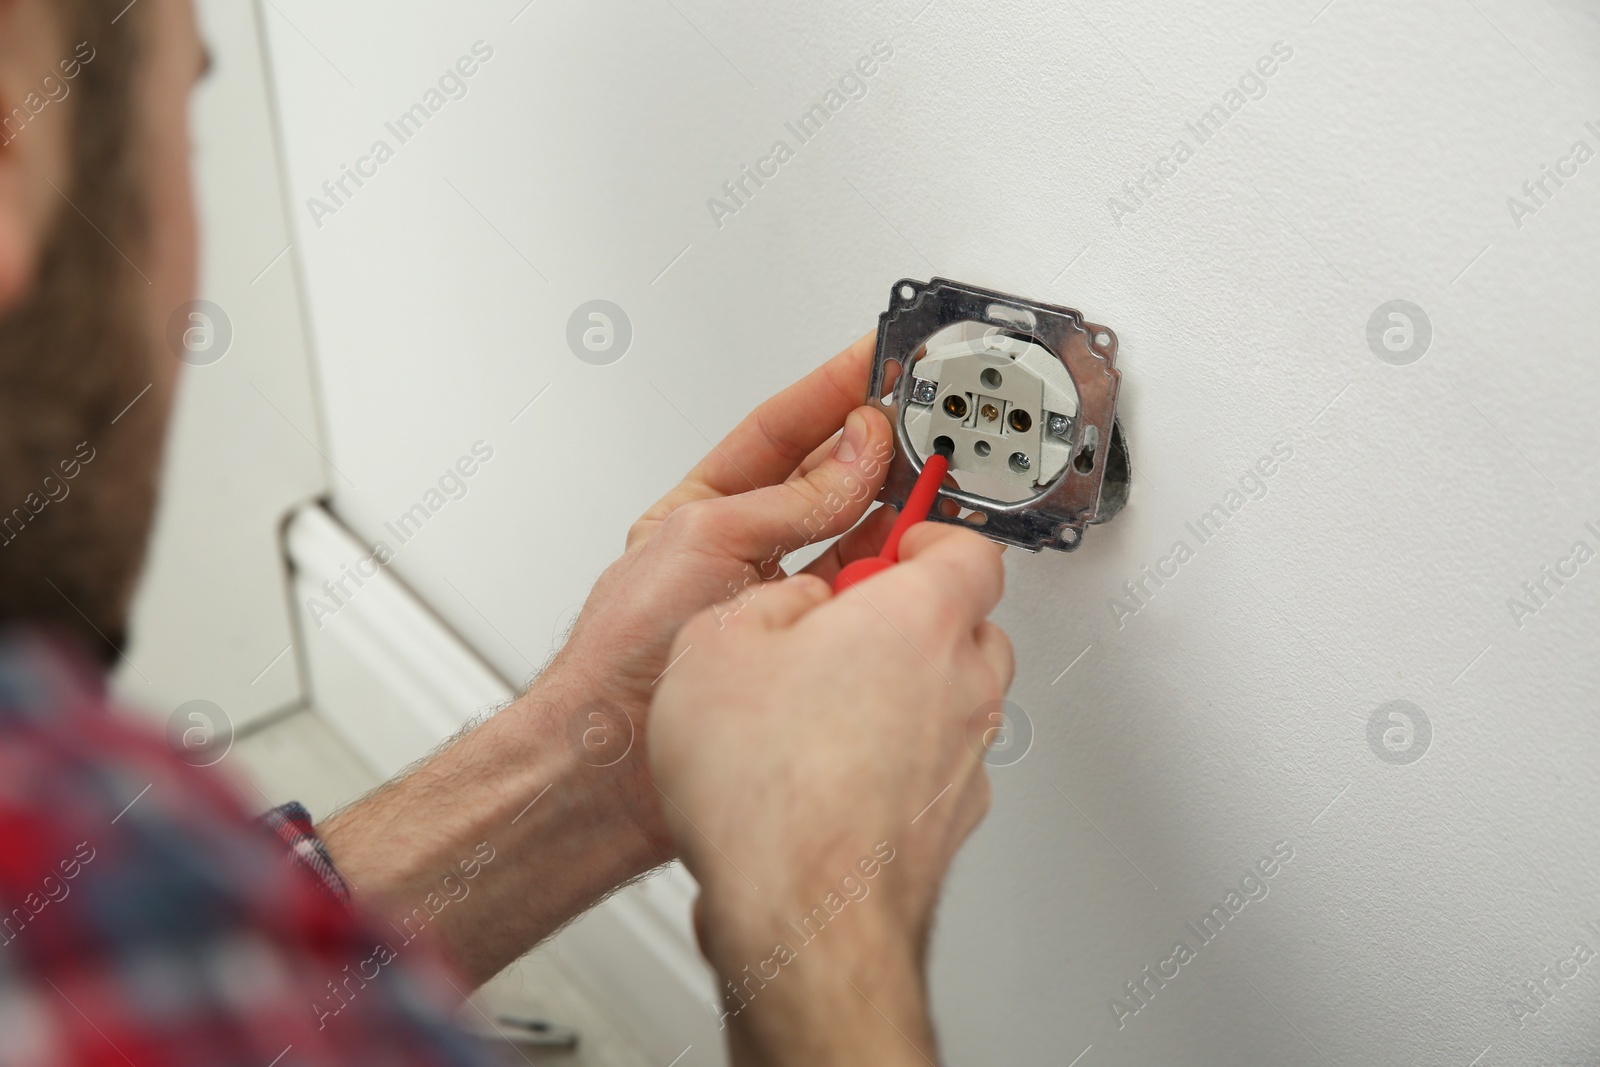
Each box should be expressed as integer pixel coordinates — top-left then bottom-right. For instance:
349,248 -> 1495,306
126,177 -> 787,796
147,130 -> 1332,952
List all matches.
903,331 -> 1079,491
867,278 -> 1129,552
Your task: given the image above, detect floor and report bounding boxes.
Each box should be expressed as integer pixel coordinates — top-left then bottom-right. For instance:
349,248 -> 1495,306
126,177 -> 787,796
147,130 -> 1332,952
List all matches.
234,707 -> 654,1067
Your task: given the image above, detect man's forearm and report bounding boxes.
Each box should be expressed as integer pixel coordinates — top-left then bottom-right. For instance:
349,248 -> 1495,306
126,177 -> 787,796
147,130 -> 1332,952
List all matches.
316,660 -> 671,985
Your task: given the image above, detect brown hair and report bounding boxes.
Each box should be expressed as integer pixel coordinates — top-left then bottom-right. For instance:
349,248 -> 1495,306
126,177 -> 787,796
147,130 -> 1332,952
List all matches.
0,0 -> 161,662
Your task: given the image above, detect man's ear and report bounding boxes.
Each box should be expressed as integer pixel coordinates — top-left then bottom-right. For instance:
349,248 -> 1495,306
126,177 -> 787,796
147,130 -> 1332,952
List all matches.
0,0 -> 68,312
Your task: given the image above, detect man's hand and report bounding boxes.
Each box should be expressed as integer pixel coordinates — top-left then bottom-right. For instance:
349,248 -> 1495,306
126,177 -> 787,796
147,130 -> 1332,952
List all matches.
650,524 -> 1014,1067
546,332 -> 902,854
319,333 -> 907,984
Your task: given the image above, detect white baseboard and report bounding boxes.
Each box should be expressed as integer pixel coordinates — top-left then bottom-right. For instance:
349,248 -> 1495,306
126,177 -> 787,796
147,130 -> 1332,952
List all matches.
284,504 -> 511,776
284,504 -> 727,1066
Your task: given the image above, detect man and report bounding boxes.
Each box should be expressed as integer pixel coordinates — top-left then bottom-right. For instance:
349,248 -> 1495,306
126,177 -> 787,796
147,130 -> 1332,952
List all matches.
0,1 -> 1013,1064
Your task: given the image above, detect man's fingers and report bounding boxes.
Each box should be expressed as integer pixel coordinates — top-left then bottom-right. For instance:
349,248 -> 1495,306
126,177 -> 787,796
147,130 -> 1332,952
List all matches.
787,430 -> 842,484
871,523 -> 1007,632
687,574 -> 831,649
797,503 -> 897,584
935,471 -> 962,518
686,332 -> 876,497
700,404 -> 894,562
731,574 -> 833,631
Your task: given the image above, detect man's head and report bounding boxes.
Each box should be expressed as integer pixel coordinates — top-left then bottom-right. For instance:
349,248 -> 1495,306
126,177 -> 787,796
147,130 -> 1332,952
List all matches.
0,0 -> 204,661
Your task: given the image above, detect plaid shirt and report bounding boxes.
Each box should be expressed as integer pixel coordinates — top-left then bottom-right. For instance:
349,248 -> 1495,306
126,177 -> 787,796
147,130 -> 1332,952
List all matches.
0,629 -> 496,1067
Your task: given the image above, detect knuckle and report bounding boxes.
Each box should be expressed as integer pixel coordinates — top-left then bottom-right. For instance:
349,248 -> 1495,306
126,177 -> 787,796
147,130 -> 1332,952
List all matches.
751,404 -> 812,466
784,572 -> 830,602
897,520 -> 951,556
786,480 -> 861,545
624,517 -> 652,549
780,476 -> 828,519
992,620 -> 1016,661
659,500 -> 718,544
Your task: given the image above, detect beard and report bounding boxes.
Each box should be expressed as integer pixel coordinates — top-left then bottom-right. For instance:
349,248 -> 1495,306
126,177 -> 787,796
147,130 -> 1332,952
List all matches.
0,5 -> 165,666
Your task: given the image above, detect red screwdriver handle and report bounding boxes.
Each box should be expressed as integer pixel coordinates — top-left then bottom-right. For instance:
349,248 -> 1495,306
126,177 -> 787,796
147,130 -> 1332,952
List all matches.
879,452 -> 948,561
832,451 -> 949,594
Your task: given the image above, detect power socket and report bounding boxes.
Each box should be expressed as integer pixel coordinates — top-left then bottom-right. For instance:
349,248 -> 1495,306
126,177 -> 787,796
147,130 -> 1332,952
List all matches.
867,278 -> 1129,552
903,331 -> 1081,492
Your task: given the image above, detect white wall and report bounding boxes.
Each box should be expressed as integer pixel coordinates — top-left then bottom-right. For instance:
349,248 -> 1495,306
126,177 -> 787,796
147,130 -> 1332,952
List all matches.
260,1 -> 1600,1063
118,0 -> 328,728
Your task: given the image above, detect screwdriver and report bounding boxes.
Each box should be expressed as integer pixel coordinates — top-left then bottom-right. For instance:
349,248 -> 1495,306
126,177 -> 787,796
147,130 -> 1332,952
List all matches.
833,441 -> 952,594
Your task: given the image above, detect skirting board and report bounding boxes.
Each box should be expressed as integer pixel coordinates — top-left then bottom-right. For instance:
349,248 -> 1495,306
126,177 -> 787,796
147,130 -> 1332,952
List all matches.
283,504 -> 727,1066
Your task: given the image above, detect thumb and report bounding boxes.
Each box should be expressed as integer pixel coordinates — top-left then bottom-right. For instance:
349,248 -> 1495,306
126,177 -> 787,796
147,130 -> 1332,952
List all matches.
702,405 -> 895,562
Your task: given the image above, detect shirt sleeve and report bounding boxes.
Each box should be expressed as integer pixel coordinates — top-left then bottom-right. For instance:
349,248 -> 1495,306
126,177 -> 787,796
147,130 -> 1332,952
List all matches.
0,633 -> 500,1067
261,802 -> 351,909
